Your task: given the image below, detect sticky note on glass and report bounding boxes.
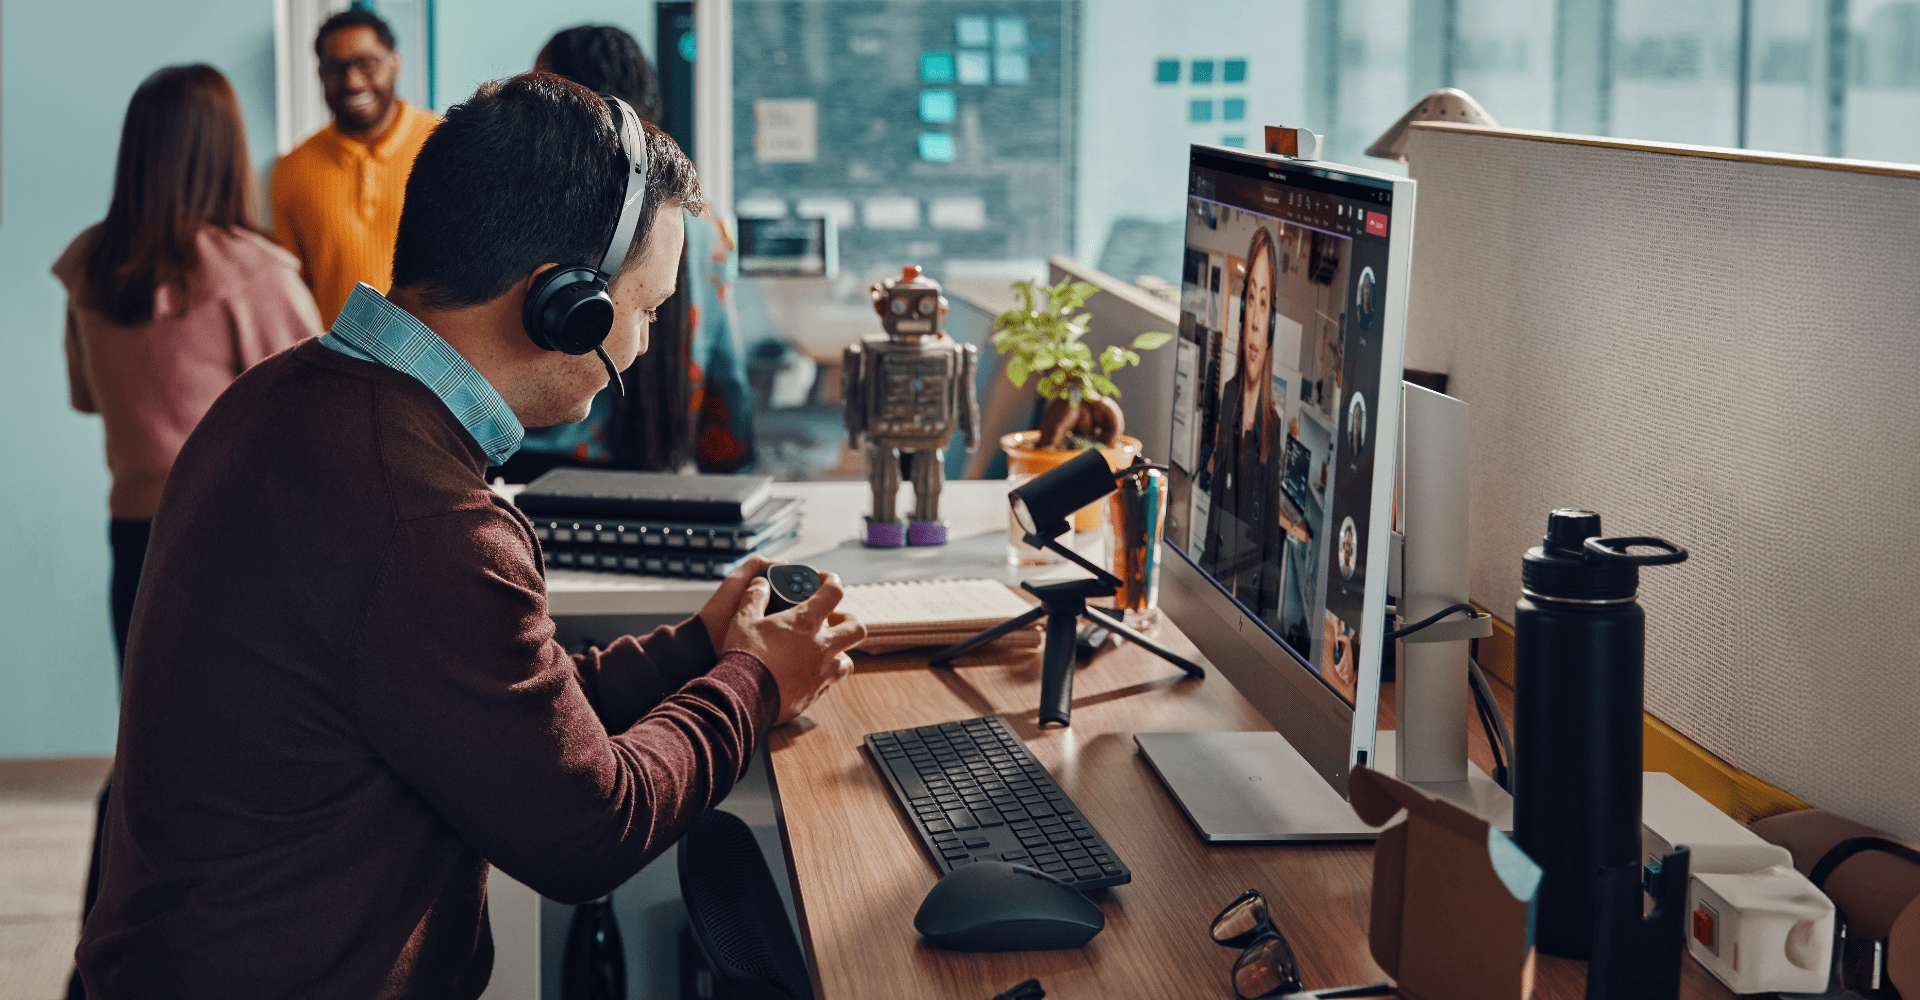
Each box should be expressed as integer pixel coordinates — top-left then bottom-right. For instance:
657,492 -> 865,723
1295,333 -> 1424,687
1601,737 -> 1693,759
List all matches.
753,99 -> 817,164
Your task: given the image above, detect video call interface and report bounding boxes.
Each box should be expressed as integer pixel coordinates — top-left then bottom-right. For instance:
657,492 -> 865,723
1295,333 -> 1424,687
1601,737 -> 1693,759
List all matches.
1165,148 -> 1395,706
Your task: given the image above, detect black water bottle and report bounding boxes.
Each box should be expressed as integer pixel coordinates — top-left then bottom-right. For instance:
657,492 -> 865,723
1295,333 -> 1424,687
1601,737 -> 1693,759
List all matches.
1511,510 -> 1686,959
560,895 -> 627,1000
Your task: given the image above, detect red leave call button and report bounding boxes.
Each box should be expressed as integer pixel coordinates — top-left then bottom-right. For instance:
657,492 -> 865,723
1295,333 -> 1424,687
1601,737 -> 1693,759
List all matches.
1365,211 -> 1389,237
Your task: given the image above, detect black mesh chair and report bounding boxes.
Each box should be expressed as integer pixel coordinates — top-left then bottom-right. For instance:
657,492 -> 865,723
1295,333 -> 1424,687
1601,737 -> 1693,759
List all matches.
678,810 -> 814,1000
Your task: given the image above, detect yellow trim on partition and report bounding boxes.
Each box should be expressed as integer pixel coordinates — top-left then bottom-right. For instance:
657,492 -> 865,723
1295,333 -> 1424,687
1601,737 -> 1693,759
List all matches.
1470,605 -> 1808,824
1408,120 -> 1920,181
1641,714 -> 1810,824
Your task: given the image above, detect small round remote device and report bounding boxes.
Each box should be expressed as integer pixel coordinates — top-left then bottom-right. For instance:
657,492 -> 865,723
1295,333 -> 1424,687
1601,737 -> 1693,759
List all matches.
762,564 -> 822,614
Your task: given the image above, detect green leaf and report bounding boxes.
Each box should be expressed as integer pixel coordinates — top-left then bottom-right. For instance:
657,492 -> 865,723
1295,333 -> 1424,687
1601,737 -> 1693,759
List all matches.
1131,331 -> 1173,351
1098,345 -> 1126,376
1007,356 -> 1031,387
1090,374 -> 1120,398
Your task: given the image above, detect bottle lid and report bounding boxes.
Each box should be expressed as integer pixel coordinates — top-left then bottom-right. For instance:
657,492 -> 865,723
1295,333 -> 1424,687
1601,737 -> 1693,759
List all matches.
1521,509 -> 1640,602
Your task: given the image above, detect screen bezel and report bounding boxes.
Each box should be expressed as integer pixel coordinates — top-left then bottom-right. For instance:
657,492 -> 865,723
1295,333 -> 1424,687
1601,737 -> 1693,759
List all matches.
1167,143 -> 1416,784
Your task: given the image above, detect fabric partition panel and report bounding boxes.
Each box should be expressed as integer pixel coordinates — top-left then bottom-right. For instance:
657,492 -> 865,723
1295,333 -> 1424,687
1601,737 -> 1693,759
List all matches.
1402,123 -> 1920,840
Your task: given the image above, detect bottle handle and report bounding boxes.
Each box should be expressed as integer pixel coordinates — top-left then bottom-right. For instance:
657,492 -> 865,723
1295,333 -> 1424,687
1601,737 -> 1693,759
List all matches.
1583,536 -> 1688,565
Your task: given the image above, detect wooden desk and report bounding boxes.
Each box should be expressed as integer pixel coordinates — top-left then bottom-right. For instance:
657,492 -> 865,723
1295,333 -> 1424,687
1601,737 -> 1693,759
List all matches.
765,623 -> 1738,999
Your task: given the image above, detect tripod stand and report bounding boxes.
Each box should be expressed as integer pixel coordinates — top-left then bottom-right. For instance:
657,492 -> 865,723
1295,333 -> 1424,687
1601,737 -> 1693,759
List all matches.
930,533 -> 1205,727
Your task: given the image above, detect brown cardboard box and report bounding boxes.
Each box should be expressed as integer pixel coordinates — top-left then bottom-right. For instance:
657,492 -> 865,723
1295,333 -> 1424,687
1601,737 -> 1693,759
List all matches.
1349,766 -> 1541,1000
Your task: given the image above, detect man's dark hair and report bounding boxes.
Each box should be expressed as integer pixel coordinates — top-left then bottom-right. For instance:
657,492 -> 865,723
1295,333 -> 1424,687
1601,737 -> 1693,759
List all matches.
542,25 -> 662,125
391,73 -> 704,309
314,8 -> 395,57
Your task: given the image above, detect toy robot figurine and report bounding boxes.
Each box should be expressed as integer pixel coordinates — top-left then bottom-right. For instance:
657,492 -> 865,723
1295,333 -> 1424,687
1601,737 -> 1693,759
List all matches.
843,265 -> 979,547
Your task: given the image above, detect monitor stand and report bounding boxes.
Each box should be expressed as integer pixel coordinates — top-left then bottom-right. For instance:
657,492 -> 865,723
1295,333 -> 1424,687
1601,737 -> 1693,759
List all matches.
1134,730 -> 1511,842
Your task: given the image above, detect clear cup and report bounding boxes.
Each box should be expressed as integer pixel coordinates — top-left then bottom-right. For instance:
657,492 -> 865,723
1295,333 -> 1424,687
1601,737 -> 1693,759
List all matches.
1108,464 -> 1169,628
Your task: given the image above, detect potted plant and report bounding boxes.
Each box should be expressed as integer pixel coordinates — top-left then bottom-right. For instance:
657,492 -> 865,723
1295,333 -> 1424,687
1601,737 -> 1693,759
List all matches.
992,277 -> 1170,533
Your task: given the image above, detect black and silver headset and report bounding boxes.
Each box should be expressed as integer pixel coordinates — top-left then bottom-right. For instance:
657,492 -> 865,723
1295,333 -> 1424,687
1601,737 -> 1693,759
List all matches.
520,94 -> 650,391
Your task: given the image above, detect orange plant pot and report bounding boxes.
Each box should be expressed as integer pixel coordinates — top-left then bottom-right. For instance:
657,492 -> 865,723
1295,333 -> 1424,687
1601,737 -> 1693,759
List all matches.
999,431 -> 1143,532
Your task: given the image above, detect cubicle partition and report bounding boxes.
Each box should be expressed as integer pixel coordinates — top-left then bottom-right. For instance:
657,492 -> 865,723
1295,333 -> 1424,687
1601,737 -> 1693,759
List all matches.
1402,122 -> 1920,840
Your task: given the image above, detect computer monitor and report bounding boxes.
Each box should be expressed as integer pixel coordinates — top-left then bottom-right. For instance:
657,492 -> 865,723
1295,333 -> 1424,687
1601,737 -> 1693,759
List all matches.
1138,143 -> 1414,841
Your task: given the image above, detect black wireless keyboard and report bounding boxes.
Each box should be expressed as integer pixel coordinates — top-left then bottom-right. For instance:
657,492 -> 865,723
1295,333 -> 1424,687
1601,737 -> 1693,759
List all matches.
865,716 -> 1131,890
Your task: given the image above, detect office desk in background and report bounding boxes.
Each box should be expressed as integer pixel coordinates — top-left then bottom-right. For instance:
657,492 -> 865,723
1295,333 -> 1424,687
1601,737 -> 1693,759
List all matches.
537,479 -> 1028,618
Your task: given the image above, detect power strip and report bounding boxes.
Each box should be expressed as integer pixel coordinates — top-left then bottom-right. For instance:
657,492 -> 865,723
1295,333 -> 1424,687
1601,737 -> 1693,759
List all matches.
1641,773 -> 1835,994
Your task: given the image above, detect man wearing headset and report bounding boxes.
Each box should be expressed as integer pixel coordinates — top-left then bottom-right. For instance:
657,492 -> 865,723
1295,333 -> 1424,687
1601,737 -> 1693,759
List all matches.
75,74 -> 863,997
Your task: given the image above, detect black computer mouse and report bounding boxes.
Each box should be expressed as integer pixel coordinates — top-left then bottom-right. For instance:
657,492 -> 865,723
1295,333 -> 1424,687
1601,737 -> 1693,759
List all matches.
913,860 -> 1106,952
761,564 -> 821,614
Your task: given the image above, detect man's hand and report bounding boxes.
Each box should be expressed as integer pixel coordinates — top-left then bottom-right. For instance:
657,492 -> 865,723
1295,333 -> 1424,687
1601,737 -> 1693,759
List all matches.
724,572 -> 866,725
698,554 -> 776,655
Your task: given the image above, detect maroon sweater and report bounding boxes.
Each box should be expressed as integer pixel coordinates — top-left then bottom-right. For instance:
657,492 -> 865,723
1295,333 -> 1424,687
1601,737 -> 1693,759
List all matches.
79,339 -> 778,998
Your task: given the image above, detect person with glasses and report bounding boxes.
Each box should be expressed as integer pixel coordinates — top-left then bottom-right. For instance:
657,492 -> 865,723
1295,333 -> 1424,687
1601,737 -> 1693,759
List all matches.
270,8 -> 438,325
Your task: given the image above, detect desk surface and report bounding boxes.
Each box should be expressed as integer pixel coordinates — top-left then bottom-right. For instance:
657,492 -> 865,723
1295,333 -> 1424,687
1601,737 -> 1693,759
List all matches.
765,626 -> 1739,999
535,480 -> 1023,617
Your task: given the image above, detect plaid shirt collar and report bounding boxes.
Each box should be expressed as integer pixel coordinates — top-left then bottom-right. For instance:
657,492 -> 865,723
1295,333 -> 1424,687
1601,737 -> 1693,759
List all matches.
320,283 -> 524,465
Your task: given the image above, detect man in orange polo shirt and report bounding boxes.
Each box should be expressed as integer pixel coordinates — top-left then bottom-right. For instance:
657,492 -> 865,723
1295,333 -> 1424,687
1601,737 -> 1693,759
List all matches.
271,9 -> 438,325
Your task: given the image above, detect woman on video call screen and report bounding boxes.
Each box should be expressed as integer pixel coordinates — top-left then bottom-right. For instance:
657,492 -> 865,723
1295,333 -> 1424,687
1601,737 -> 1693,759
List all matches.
1167,152 -> 1395,708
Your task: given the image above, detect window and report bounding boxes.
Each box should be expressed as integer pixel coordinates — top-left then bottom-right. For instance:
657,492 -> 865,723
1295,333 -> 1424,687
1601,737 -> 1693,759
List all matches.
720,0 -> 1920,450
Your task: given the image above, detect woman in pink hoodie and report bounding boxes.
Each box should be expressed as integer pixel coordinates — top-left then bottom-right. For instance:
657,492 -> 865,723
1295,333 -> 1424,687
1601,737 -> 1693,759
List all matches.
56,64 -> 321,667
53,65 -> 319,1000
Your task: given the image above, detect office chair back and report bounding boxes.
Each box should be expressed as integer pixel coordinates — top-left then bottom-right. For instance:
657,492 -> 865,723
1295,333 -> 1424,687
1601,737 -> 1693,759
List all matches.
677,810 -> 813,1000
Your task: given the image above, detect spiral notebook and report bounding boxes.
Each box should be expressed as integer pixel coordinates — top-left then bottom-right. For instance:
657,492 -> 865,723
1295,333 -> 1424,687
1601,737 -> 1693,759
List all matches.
837,578 -> 1042,656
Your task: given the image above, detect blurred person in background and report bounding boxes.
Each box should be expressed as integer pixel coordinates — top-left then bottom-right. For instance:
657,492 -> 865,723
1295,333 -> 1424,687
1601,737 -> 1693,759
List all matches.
493,23 -> 755,480
271,8 -> 438,325
53,62 -> 321,999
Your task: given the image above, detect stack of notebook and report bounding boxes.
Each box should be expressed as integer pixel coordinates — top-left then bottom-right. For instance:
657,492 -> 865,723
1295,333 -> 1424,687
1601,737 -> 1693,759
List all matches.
515,469 -> 803,579
837,579 -> 1044,655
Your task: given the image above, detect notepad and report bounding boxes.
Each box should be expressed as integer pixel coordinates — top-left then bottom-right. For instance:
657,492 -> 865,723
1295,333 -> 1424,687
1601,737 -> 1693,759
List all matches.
838,578 -> 1042,655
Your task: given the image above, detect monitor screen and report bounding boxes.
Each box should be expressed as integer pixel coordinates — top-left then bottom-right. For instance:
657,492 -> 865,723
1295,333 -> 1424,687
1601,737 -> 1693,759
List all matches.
1165,146 -> 1400,709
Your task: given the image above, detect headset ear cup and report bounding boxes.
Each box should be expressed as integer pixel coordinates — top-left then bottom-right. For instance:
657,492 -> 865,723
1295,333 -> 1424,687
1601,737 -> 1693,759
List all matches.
523,266 -> 609,354
552,291 -> 616,355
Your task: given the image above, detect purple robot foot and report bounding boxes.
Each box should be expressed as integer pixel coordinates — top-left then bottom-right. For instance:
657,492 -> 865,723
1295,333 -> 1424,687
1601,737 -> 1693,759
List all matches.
865,520 -> 907,547
908,520 -> 949,546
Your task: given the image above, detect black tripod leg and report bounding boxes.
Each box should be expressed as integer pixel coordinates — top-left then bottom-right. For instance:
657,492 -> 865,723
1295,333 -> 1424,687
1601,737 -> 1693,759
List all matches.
1083,608 -> 1207,678
928,605 -> 1048,666
1037,609 -> 1082,727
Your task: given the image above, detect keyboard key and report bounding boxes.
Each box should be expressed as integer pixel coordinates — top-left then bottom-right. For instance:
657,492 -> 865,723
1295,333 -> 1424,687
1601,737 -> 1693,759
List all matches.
1025,802 -> 1054,818
925,820 -> 952,834
884,760 -> 927,799
962,835 -> 991,848
1040,861 -> 1070,874
1101,864 -> 1124,876
942,848 -> 970,860
944,809 -> 978,831
973,809 -> 1004,827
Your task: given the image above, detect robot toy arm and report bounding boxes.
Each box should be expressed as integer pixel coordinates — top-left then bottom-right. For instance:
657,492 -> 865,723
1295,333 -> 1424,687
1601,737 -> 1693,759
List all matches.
958,342 -> 980,453
843,342 -> 867,448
